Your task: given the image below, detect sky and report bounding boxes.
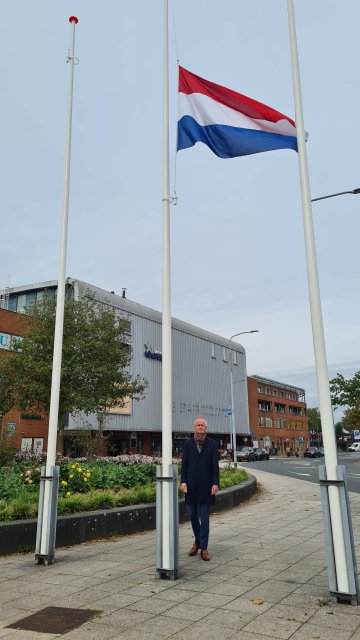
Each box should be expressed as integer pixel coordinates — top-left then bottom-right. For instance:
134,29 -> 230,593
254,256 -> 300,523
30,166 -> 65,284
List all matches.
1,1 -> 359,412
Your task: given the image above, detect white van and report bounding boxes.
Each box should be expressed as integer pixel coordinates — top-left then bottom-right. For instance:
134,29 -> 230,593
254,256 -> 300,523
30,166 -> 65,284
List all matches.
348,442 -> 360,452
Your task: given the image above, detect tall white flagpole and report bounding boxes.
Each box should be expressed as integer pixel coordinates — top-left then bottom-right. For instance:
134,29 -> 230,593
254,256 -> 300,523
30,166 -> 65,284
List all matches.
161,0 -> 172,571
36,16 -> 78,562
287,0 -> 349,594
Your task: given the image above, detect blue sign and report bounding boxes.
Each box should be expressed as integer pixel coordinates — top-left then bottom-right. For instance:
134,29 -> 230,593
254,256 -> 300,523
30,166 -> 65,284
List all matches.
144,350 -> 162,362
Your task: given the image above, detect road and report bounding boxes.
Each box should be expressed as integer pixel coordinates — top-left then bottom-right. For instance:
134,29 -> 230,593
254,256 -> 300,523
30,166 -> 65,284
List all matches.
242,453 -> 360,493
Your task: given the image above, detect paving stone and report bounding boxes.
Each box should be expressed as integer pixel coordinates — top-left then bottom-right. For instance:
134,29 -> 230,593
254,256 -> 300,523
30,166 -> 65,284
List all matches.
288,624 -> 353,640
230,632 -> 285,640
185,591 -> 237,608
307,608 -> 360,633
155,588 -> 199,603
88,592 -> 143,612
200,608 -> 255,630
105,629 -> 167,640
58,622 -> 123,640
131,614 -> 191,636
169,620 -> 237,640
125,596 -> 178,614
95,609 -> 155,628
205,582 -> 256,597
220,595 -> 274,616
162,602 -> 215,621
264,603 -> 315,623
241,610 -> 302,638
240,580 -> 298,603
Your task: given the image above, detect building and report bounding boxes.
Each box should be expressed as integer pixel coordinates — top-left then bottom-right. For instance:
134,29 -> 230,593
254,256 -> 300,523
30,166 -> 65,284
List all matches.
4,278 -> 250,455
0,308 -> 49,453
247,375 -> 309,453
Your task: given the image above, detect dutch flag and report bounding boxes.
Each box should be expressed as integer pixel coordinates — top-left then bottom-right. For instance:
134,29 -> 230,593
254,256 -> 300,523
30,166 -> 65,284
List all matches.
177,67 -> 302,159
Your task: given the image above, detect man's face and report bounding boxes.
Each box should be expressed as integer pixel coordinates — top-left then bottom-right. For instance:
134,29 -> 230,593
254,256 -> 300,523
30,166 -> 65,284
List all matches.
194,419 -> 207,435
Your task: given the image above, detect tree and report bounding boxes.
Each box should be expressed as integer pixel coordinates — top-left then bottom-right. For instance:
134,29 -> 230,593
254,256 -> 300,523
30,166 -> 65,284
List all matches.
307,407 -> 321,433
339,405 -> 360,433
330,371 -> 360,409
0,293 -> 147,442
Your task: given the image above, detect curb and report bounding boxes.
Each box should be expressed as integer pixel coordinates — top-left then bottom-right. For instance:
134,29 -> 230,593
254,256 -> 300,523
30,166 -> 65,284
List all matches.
0,475 -> 257,557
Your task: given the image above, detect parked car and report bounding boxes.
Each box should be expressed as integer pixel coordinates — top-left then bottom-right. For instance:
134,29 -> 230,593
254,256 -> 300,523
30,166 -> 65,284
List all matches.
254,447 -> 269,461
236,446 -> 256,462
318,447 -> 324,456
303,447 -> 321,458
348,442 -> 360,452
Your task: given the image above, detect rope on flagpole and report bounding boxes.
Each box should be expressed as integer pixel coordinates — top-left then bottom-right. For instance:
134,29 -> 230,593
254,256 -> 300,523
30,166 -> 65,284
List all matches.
170,0 -> 180,65
170,0 -> 179,205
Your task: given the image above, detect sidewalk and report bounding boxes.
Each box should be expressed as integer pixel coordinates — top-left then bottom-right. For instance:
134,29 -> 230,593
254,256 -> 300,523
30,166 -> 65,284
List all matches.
0,468 -> 360,640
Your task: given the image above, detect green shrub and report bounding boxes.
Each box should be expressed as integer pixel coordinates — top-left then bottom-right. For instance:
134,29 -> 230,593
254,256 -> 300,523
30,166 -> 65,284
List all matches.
0,435 -> 16,467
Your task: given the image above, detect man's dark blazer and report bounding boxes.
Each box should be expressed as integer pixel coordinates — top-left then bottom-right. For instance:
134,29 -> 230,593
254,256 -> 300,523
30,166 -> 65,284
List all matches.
181,436 -> 220,505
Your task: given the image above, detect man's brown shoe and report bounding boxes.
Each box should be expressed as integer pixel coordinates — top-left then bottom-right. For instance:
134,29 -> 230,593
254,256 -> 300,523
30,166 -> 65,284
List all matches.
201,550 -> 210,561
188,543 -> 199,556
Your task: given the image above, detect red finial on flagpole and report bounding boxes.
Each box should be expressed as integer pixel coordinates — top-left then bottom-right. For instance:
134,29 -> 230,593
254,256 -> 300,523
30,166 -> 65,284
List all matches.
69,16 -> 78,24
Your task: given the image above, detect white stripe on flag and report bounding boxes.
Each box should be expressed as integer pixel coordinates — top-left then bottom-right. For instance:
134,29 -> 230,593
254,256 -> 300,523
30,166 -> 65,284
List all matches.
178,92 -> 297,137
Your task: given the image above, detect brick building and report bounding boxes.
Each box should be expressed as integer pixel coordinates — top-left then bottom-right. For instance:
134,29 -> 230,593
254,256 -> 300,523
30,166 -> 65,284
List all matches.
247,375 -> 309,454
0,308 -> 49,454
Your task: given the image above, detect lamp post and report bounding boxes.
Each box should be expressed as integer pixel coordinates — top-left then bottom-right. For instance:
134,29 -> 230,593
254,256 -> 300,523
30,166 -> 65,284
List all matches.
311,188 -> 360,203
229,330 -> 259,466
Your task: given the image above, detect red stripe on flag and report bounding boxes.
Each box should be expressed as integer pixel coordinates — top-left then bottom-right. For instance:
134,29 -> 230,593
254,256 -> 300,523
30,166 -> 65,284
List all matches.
178,66 -> 295,127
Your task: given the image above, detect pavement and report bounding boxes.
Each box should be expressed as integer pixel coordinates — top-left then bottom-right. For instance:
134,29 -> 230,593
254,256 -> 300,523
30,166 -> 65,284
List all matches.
1,468 -> 360,640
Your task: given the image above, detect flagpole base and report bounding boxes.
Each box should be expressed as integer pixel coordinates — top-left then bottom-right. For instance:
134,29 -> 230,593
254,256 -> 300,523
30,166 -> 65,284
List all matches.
319,465 -> 359,605
35,465 -> 59,566
156,464 -> 180,580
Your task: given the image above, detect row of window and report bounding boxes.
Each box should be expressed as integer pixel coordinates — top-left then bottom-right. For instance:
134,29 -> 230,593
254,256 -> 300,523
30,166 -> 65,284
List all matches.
258,417 -> 306,429
256,385 -> 299,401
8,289 -> 57,314
258,401 -> 304,415
211,344 -> 240,365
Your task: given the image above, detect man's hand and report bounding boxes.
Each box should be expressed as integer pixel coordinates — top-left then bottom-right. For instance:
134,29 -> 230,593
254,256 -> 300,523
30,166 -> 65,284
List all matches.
211,484 -> 219,496
180,483 -> 187,494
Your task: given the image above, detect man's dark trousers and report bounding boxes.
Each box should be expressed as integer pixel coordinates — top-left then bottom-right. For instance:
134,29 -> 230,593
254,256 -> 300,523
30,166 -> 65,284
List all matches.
186,503 -> 210,550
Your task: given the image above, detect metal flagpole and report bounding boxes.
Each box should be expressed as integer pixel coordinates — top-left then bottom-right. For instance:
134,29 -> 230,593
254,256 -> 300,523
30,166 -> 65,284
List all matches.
35,16 -> 78,565
287,0 -> 357,601
156,0 -> 179,580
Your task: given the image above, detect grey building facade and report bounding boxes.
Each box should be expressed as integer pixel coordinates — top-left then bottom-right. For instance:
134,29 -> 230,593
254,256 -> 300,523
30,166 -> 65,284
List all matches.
8,278 -> 250,455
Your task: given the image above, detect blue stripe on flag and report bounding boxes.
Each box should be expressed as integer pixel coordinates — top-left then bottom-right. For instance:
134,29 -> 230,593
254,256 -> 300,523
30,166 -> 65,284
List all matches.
177,116 -> 298,158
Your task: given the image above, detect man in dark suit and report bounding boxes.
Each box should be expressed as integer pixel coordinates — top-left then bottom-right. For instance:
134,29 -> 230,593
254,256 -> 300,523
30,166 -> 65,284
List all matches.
180,417 -> 219,561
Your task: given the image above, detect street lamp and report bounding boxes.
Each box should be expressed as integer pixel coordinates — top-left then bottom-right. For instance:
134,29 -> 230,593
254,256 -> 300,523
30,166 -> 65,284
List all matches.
311,188 -> 360,203
229,330 -> 259,466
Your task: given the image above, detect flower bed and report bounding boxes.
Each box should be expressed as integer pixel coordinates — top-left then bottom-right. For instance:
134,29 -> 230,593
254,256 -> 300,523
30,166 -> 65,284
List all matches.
0,455 -> 248,522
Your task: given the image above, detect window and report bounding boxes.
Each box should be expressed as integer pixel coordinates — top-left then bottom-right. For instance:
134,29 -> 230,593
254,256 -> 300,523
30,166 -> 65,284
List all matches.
289,405 -> 302,416
275,418 -> 288,429
258,400 -> 272,412
17,294 -> 26,313
233,351 -> 238,365
223,347 -> 228,362
8,295 -> 16,311
211,343 -> 216,358
275,403 -> 286,413
26,291 -> 36,308
259,416 -> 273,427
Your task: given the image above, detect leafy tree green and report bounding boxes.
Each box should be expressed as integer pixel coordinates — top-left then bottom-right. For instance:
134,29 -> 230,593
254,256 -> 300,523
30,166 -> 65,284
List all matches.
0,292 -> 147,440
338,405 -> 360,433
307,407 -> 321,433
330,371 -> 360,409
